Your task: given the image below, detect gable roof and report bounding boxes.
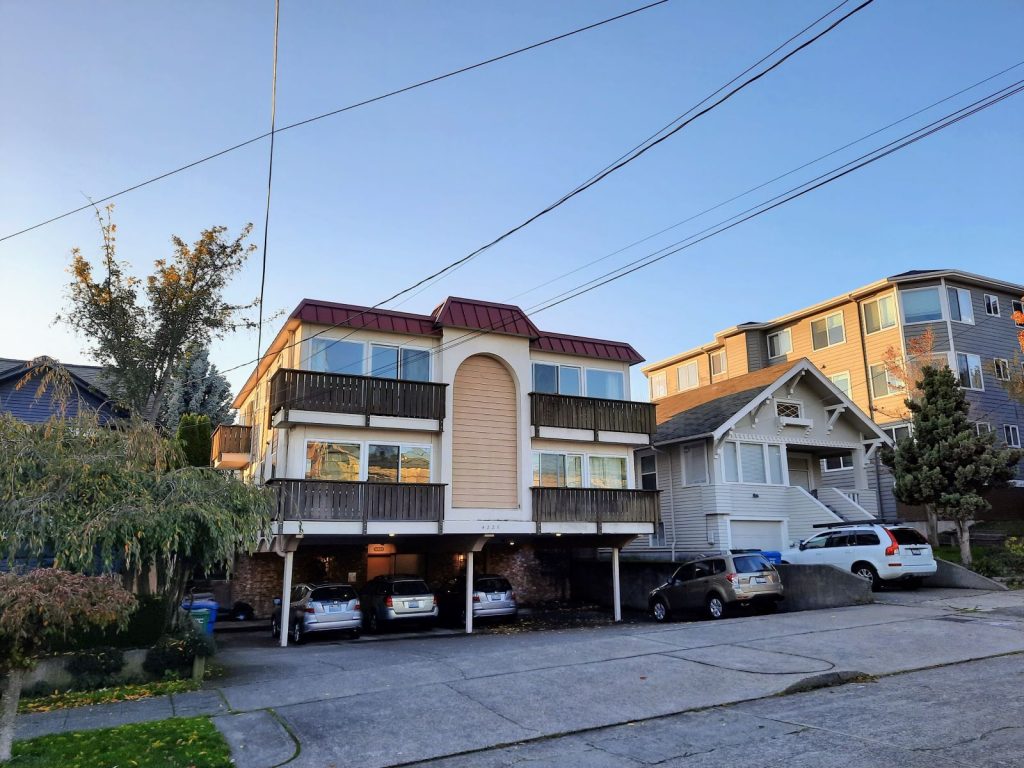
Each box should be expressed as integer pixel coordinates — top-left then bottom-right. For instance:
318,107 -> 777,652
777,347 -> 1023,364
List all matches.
653,359 -> 890,446
0,357 -> 125,422
0,357 -> 110,392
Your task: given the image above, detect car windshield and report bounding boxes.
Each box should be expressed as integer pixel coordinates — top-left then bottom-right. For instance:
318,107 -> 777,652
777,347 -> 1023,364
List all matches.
476,577 -> 511,593
393,580 -> 431,596
310,586 -> 356,602
890,528 -> 928,545
733,555 -> 773,573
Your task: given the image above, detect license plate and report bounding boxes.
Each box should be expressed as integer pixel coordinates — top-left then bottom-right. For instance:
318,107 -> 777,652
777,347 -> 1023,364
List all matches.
754,577 -> 767,584
910,550 -> 921,556
407,601 -> 420,609
489,594 -> 503,602
326,604 -> 342,613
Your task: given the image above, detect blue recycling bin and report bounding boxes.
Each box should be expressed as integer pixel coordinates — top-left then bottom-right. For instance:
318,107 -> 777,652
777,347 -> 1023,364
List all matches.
759,551 -> 783,565
182,598 -> 219,635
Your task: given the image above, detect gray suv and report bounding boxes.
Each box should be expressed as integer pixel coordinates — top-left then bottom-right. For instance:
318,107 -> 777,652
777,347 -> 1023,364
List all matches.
360,575 -> 438,633
649,553 -> 784,621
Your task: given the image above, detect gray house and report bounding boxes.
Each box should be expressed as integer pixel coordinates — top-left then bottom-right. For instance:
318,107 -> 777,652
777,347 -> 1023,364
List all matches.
631,359 -> 892,558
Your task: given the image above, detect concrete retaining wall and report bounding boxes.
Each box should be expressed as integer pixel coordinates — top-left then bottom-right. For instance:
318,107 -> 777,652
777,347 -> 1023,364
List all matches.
923,559 -> 1009,591
24,648 -> 150,692
571,560 -> 873,614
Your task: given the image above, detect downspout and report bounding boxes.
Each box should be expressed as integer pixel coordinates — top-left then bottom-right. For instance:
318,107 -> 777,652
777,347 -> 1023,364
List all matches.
854,294 -> 886,518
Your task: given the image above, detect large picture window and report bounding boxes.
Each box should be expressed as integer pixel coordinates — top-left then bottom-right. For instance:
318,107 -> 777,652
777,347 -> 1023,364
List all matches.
901,287 -> 943,324
722,441 -> 784,485
589,456 -> 628,489
811,312 -> 845,350
305,441 -> 361,481
310,339 -> 364,375
532,452 -> 584,488
306,441 -> 431,483
586,369 -> 625,400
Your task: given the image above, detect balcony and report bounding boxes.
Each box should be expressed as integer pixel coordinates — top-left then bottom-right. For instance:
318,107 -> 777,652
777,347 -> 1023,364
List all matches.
529,392 -> 655,444
531,487 -> 660,533
269,369 -> 447,430
270,479 -> 444,534
211,424 -> 252,469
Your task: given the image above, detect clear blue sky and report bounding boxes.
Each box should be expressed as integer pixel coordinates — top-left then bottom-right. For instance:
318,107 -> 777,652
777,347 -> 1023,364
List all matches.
1,1 -> 1021,399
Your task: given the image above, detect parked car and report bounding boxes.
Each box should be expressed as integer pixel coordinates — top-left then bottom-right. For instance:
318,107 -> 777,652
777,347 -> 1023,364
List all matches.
436,574 -> 518,624
360,575 -> 438,633
271,583 -> 362,644
649,553 -> 783,621
780,523 -> 936,589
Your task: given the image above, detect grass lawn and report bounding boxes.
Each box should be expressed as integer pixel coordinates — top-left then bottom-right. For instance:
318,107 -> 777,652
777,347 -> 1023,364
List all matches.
9,716 -> 231,768
19,678 -> 200,714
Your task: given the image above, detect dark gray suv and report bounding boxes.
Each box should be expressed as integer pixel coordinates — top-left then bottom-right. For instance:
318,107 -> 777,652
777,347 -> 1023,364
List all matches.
648,553 -> 784,621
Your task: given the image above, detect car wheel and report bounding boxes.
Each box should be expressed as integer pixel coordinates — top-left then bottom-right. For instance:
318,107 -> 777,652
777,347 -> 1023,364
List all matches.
705,594 -> 726,620
271,617 -> 279,639
349,628 -> 361,640
852,562 -> 880,591
651,598 -> 670,623
366,611 -> 379,634
291,621 -> 304,645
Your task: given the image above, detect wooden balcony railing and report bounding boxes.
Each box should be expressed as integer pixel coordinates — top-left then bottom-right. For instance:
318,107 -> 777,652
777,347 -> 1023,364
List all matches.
531,487 -> 660,525
269,369 -> 447,425
529,392 -> 656,436
270,479 -> 444,527
210,424 -> 252,466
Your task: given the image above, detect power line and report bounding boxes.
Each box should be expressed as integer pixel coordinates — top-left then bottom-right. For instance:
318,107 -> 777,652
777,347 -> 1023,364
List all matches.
0,0 -> 669,244
256,0 -> 281,363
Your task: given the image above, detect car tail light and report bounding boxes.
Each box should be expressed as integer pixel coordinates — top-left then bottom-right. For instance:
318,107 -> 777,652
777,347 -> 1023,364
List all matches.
473,594 -> 481,603
510,592 -> 516,602
883,528 -> 900,556
305,606 -> 315,614
353,601 -> 361,610
725,573 -> 738,583
385,596 -> 393,608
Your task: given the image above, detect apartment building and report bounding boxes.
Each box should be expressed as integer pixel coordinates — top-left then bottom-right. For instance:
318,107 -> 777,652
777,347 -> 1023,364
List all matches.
213,297 -> 658,642
642,269 -> 1024,519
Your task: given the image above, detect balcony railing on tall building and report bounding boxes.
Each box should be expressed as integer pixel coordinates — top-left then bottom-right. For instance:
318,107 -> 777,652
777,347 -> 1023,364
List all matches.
269,369 -> 447,425
270,479 -> 444,531
211,424 -> 252,469
529,392 -> 656,437
531,487 -> 660,527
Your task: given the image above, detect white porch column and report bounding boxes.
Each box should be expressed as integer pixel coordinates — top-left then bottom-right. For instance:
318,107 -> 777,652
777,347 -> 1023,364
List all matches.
611,546 -> 622,622
853,445 -> 870,496
279,550 -> 294,648
464,550 -> 475,634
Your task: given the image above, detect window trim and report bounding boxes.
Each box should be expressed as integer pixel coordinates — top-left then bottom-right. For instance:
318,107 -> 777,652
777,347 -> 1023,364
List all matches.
533,361 -> 621,399
946,286 -> 975,325
821,454 -> 854,472
532,450 -> 585,489
955,352 -> 985,391
828,370 -> 853,398
639,453 -> 658,491
677,360 -> 700,391
994,358 -> 1011,381
1004,425 -> 1021,449
984,294 -> 1000,317
532,450 -> 630,489
1013,300 -> 1024,328
721,440 -> 787,486
709,349 -> 727,377
861,293 -> 898,335
681,441 -> 709,486
767,328 -> 793,359
650,371 -> 667,399
810,310 -> 846,351
975,422 -> 992,436
901,286 -> 945,326
587,453 -> 631,490
584,367 -> 626,400
304,438 -> 433,483
869,361 -> 904,399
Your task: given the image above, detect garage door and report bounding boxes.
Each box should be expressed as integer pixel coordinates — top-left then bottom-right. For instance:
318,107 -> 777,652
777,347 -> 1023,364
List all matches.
730,520 -> 784,551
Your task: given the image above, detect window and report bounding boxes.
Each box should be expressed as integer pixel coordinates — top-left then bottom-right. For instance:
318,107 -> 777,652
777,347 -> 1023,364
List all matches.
829,371 -> 852,397
902,287 -> 943,324
370,345 -> 432,380
310,338 -> 364,374
723,442 -> 784,484
1005,425 -> 1021,449
885,424 -> 912,443
984,294 -> 1000,316
955,353 -> 984,390
947,287 -> 974,324
533,452 -> 583,488
398,446 -> 431,483
870,362 -> 904,398
854,531 -> 881,546
811,311 -> 845,350
822,454 -> 854,472
863,295 -> 897,334
532,363 -> 583,396
776,401 -> 802,419
710,350 -> 727,376
370,345 -> 399,378
682,443 -> 708,485
767,329 -> 792,358
640,454 -> 658,490
975,422 -> 992,436
802,533 -> 829,550
586,369 -> 625,400
1014,300 -> 1024,328
650,522 -> 667,548
589,456 -> 628,489
651,372 -> 667,399
995,359 -> 1011,381
891,528 -> 928,545
677,361 -> 699,391
305,441 -> 360,481
401,348 -> 431,382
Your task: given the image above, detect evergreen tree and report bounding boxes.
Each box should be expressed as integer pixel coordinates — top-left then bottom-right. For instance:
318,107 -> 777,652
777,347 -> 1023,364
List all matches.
162,345 -> 233,431
176,413 -> 213,467
881,365 -> 1020,565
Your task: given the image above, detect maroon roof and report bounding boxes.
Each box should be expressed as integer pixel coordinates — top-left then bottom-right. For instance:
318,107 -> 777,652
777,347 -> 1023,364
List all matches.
288,296 -> 643,364
532,332 -> 644,365
432,297 -> 541,338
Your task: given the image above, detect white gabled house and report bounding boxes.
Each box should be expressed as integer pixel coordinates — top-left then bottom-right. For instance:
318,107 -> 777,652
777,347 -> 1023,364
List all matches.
632,358 -> 893,558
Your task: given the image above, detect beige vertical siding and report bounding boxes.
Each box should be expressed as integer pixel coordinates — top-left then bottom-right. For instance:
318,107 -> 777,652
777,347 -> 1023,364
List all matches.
452,354 -> 519,509
724,334 -> 749,377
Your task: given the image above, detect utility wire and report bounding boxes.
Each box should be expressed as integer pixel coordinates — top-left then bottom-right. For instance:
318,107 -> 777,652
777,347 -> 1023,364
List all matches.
0,0 -> 668,244
256,0 -> 281,362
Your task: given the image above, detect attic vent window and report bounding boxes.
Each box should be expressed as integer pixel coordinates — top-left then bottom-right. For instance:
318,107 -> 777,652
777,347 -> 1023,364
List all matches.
776,402 -> 802,419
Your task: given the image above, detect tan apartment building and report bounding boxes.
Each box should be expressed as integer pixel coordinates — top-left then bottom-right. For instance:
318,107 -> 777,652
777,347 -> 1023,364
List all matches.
642,269 -> 1024,519
212,296 -> 659,643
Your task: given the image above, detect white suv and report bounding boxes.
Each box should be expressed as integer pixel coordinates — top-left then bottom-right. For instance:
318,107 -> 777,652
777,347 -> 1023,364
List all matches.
781,524 -> 936,589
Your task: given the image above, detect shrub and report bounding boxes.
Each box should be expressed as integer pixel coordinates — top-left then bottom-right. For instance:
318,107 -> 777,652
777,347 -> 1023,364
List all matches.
65,646 -> 125,690
47,594 -> 168,652
142,625 -> 214,679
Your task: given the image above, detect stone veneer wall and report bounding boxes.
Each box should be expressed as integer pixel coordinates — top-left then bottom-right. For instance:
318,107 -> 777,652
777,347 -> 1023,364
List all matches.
481,543 -> 570,604
233,547 -> 368,618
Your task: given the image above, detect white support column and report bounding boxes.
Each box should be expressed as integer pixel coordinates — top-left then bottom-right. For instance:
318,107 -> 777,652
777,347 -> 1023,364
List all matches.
611,547 -> 622,622
279,550 -> 294,648
464,550 -> 475,634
